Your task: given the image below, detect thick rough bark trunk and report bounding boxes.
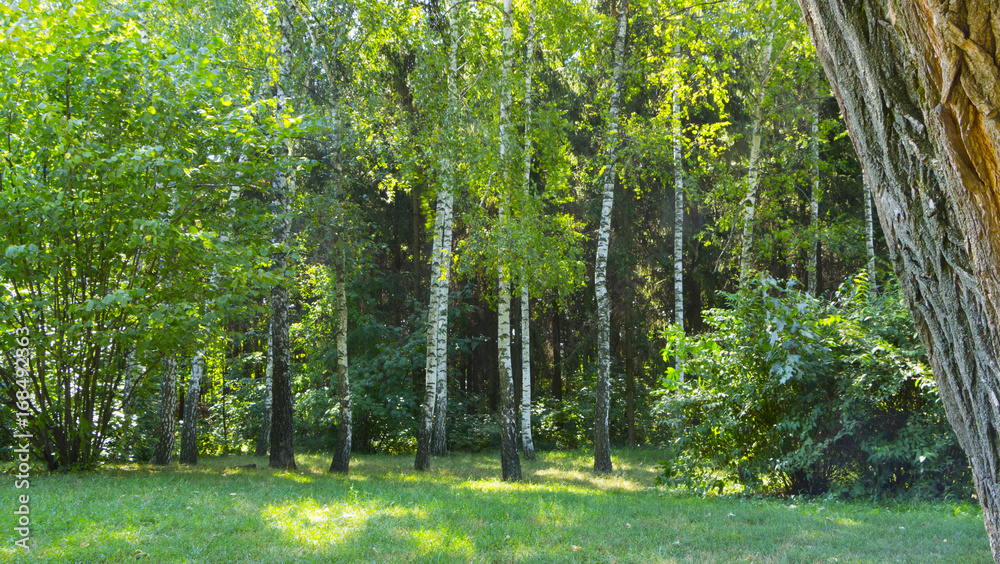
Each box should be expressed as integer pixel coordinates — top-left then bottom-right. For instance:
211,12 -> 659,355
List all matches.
497,0 -> 522,482
150,356 -> 177,465
519,0 -> 538,463
594,0 -> 627,474
179,353 -> 204,465
329,251 -> 352,473
268,2 -> 297,471
795,0 -> 1000,558
255,327 -> 272,457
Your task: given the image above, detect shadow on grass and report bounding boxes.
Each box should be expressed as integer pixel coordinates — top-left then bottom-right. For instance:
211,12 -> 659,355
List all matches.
0,450 -> 991,563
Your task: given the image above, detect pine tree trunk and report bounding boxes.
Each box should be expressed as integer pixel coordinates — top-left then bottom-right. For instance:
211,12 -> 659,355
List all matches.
864,177 -> 877,298
807,98 -> 821,297
519,0 -> 538,463
672,42 -> 685,381
329,249 -> 352,473
497,0 -> 522,482
796,0 -> 1000,558
738,0 -> 775,282
150,356 -> 177,465
255,327 -> 272,457
268,2 -> 297,471
179,353 -> 204,465
594,0 -> 627,474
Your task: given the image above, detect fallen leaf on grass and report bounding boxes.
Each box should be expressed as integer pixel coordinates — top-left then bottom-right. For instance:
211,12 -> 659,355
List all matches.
571,545 -> 581,551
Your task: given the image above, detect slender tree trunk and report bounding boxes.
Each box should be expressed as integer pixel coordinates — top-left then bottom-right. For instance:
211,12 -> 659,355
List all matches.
268,3 -> 297,471
150,356 -> 177,465
329,248 -> 352,473
594,0 -> 627,474
738,0 -> 775,282
807,98 -> 821,297
519,0 -> 538,462
625,303 -> 636,447
671,42 -> 685,381
497,0 -> 522,482
864,176 -> 877,298
255,327 -> 272,457
552,305 -> 562,401
179,353 -> 204,465
796,0 -> 1000,557
417,0 -> 458,470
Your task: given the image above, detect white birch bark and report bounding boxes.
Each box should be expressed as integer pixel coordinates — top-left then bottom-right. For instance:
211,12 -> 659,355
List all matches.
416,0 -> 458,469
738,0 -> 776,282
329,246 -> 352,472
864,175 -> 877,299
179,353 -> 204,465
150,355 -> 177,465
594,0 -> 627,474
807,99 -> 821,296
498,0 -> 522,481
519,0 -> 538,462
671,43 -> 685,382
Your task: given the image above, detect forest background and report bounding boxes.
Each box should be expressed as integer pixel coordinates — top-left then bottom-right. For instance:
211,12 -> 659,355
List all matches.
0,0 -> 973,501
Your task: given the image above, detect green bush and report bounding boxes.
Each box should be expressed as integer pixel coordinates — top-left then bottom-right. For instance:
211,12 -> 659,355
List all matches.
655,274 -> 971,498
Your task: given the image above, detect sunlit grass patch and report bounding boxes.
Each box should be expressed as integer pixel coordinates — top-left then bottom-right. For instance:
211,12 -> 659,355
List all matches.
0,449 -> 990,563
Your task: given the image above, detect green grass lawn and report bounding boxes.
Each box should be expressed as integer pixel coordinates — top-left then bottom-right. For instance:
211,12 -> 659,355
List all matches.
0,449 -> 991,563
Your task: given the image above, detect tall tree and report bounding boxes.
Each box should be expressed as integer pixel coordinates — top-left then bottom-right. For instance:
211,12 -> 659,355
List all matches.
150,356 -> 178,465
519,0 -> 539,462
179,354 -> 205,465
497,0 -> 523,482
255,327 -> 273,457
594,0 -> 628,474
864,177 -> 877,298
738,0 -> 777,281
416,0 -> 458,470
807,95 -> 821,297
671,41 -> 685,379
329,243 -> 352,473
795,0 -> 1000,557
268,1 -> 298,471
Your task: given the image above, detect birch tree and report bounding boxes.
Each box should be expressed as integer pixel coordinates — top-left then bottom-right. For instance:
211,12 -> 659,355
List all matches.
255,328 -> 273,456
806,96 -> 821,297
864,177 -> 877,299
150,356 -> 177,465
795,0 -> 1000,556
519,0 -> 538,462
179,354 -> 205,465
671,42 -> 685,380
594,0 -> 628,474
497,0 -> 522,481
737,0 -> 776,282
416,0 -> 458,471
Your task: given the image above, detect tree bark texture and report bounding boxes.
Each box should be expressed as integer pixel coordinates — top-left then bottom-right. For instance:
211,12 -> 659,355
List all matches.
329,250 -> 352,473
520,0 -> 538,463
150,355 -> 177,466
179,353 -> 204,465
864,176 -> 878,298
672,42 -> 685,381
808,99 -> 821,297
268,2 -> 297,471
796,0 -> 1000,558
594,0 -> 627,474
497,0 -> 522,482
255,327 -> 273,457
416,0 -> 458,470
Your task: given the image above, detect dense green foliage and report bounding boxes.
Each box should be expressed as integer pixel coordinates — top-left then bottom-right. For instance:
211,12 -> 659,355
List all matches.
656,275 -> 971,498
0,0 -> 969,502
